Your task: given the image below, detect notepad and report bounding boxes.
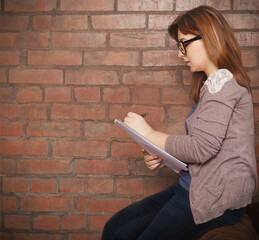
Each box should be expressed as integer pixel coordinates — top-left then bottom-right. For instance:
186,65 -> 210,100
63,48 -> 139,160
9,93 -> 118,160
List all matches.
114,119 -> 188,173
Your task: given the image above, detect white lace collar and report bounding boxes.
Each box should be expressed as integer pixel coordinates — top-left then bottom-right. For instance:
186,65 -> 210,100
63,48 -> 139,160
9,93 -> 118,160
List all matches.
204,69 -> 233,94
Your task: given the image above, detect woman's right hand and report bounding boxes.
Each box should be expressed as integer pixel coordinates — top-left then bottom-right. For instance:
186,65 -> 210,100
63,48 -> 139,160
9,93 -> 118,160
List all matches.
142,149 -> 164,171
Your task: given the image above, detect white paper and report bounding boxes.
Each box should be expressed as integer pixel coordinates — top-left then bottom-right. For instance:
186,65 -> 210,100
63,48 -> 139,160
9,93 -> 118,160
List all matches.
114,119 -> 188,173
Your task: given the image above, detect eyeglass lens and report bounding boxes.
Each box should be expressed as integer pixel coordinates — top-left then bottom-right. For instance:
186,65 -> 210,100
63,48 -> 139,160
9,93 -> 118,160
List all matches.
178,42 -> 186,55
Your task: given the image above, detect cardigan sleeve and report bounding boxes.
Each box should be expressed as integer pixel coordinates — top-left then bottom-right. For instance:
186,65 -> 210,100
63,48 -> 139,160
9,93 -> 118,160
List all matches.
165,78 -> 244,164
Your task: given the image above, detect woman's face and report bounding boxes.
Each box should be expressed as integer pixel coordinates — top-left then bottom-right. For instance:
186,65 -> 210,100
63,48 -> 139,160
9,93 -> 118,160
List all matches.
177,30 -> 218,77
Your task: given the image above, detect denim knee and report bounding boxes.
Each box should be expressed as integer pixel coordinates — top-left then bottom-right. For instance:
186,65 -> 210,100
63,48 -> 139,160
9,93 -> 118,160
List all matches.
102,217 -> 114,240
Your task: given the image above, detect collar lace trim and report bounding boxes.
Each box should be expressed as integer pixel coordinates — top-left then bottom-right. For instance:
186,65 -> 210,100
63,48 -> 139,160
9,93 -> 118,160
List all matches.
204,69 -> 233,94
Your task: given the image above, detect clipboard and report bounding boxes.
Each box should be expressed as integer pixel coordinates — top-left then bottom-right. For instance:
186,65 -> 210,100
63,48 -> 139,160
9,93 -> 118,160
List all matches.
114,119 -> 188,173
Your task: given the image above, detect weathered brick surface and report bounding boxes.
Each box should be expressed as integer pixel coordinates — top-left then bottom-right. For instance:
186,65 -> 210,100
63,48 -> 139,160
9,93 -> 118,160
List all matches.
0,1 -> 258,239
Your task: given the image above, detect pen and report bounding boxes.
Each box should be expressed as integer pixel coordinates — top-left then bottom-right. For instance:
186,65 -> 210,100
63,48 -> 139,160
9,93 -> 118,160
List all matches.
140,112 -> 149,117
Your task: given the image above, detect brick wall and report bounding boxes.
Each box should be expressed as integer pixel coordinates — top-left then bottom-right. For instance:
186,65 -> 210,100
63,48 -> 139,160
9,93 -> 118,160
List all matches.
0,0 -> 258,239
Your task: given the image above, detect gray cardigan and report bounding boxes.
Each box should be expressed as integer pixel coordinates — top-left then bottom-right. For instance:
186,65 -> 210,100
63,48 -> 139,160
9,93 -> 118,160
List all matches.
165,69 -> 258,224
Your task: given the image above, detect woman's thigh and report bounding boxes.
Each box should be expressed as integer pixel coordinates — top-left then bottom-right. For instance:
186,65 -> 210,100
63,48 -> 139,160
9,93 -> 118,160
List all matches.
102,181 -> 246,240
101,182 -> 178,240
138,191 -> 246,240
137,182 -> 194,240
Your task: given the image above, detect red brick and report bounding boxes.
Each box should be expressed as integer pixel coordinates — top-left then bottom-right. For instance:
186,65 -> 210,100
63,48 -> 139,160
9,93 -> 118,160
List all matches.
5,0 -> 57,12
52,140 -> 87,157
0,51 -> 19,65
92,14 -> 145,29
60,0 -> 114,11
224,14 -> 259,29
256,144 -> 259,158
5,215 -> 30,230
69,233 -> 100,240
61,215 -> 87,230
0,87 -> 14,102
28,50 -> 82,66
34,215 -> 59,230
111,142 -> 143,158
84,140 -> 108,157
59,178 -> 85,193
17,159 -> 71,174
9,69 -> 63,84
103,87 -> 130,103
116,179 -> 144,195
162,88 -> 190,105
241,50 -> 257,68
0,159 -> 16,174
84,51 -> 139,66
183,70 -> 192,86
0,139 -> 48,156
176,0 -> 231,10
252,89 -> 259,103
109,105 -> 165,122
77,197 -> 131,213
233,0 -> 259,10
132,87 -> 160,105
249,70 -> 259,87
143,50 -> 184,66
52,140 -> 107,157
52,32 -> 106,48
167,105 -> 192,122
13,233 -> 66,240
0,32 -> 48,48
33,15 -> 88,31
88,178 -> 114,194
0,103 -> 47,120
65,70 -> 119,85
27,121 -> 81,138
3,177 -> 28,193
74,87 -> 100,102
0,196 -> 17,211
30,179 -> 56,193
51,104 -> 105,120
0,69 -> 7,83
118,0 -> 174,11
90,215 -> 110,231
234,32 -> 259,47
0,16 -> 29,30
84,122 -> 125,139
110,32 -> 165,48
45,87 -> 70,103
253,107 -> 259,121
149,14 -> 178,30
16,87 -> 42,103
145,178 -> 175,196
20,197 -> 74,212
74,159 -> 129,175
1,232 -> 10,240
122,71 -> 177,85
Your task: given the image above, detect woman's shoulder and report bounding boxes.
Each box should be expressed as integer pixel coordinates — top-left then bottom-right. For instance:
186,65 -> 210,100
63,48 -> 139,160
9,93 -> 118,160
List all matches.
200,69 -> 250,107
202,69 -> 247,97
204,69 -> 234,94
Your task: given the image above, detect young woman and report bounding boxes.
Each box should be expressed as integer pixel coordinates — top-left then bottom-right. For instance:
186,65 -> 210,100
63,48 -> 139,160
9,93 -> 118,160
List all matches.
102,5 -> 258,240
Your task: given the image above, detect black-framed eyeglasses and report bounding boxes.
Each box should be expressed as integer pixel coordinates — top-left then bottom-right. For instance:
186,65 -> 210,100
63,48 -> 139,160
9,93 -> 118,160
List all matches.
177,36 -> 202,55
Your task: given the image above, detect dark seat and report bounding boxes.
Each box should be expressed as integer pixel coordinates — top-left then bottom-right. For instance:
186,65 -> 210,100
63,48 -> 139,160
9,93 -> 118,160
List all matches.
199,202 -> 259,240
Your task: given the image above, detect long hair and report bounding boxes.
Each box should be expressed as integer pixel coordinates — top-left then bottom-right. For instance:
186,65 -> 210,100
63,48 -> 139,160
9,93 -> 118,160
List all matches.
168,5 -> 251,103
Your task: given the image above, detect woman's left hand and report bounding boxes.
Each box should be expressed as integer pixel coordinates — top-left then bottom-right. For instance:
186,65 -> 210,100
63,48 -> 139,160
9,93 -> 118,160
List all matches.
124,112 -> 153,138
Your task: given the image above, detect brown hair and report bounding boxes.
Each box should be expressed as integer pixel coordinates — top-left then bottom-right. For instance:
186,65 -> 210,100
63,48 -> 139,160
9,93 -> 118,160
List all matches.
168,5 -> 251,103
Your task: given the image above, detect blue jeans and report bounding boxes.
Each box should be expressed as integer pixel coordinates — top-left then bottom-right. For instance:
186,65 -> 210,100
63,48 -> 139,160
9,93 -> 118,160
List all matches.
102,182 -> 245,240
